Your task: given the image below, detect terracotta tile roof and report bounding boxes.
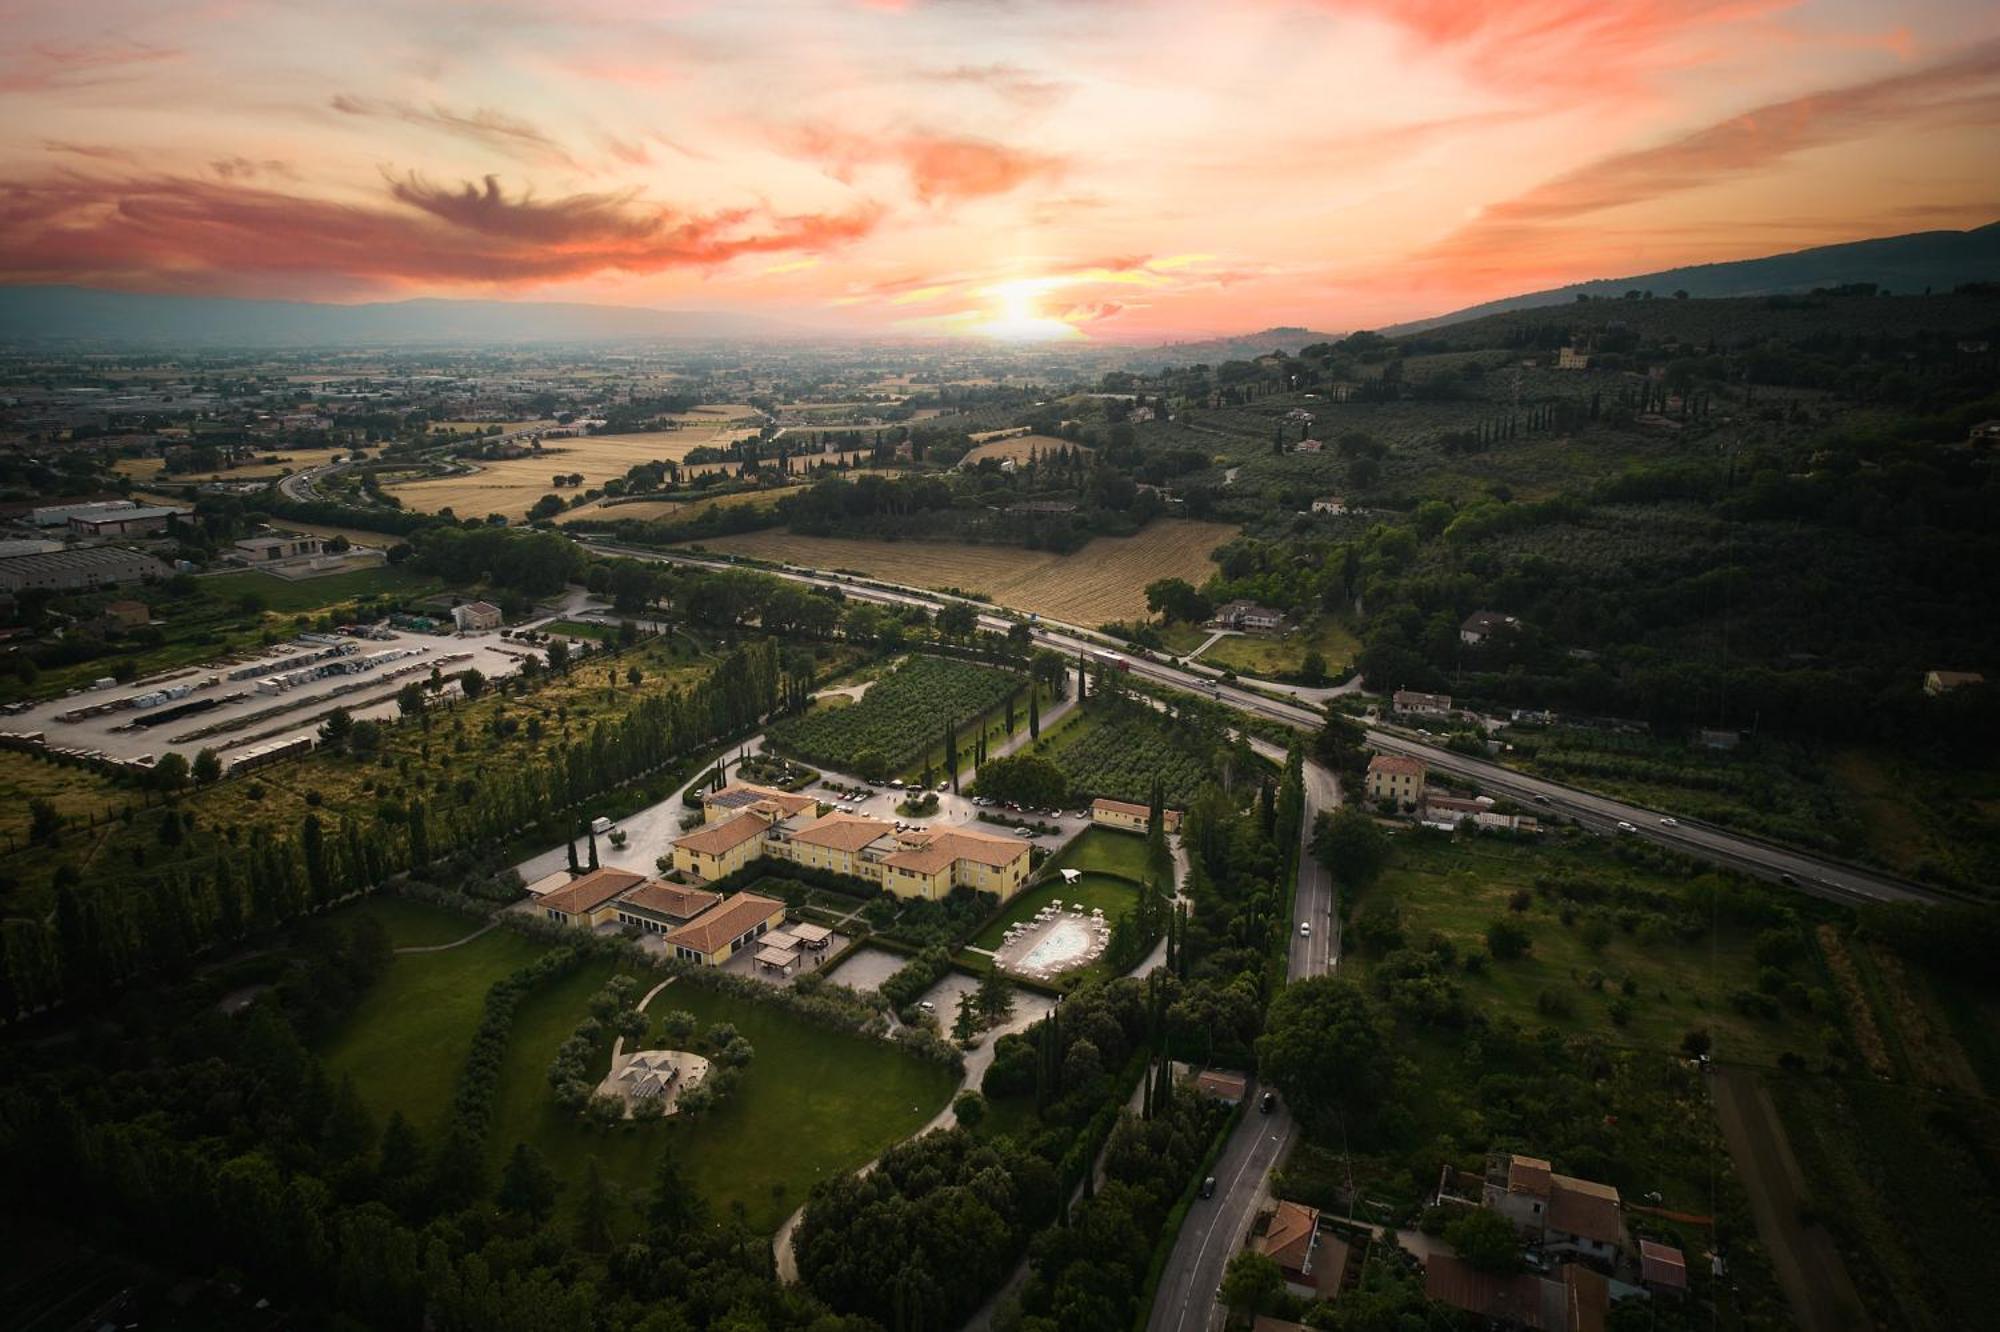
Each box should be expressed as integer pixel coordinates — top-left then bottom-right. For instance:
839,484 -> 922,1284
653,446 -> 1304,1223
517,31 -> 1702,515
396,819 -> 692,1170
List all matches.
1507,1154 -> 1553,1196
1195,1070 -> 1247,1101
1424,1253 -> 1555,1328
1565,1264 -> 1610,1332
1369,753 -> 1426,779
665,892 -> 783,956
1257,1200 -> 1319,1273
1639,1240 -> 1687,1289
538,867 -> 647,917
883,826 -> 1027,876
790,811 -> 895,853
617,880 -> 721,922
674,810 -> 772,857
706,783 -> 817,817
1093,796 -> 1150,818
1547,1173 -> 1622,1246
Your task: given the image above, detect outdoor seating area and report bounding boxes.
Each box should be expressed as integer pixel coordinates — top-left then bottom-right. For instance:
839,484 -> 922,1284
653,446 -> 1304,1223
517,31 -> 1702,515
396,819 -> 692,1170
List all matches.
597,1047 -> 711,1118
991,899 -> 1113,980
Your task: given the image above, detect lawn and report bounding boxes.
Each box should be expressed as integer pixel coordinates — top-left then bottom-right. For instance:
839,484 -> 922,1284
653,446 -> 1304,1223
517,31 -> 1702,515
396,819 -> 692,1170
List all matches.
200,565 -> 443,614
1049,825 -> 1158,881
320,928 -> 552,1130
971,869 -> 1140,952
1201,616 -> 1360,680
345,893 -> 489,948
544,618 -> 619,642
1346,832 -> 1817,1066
486,963 -> 958,1233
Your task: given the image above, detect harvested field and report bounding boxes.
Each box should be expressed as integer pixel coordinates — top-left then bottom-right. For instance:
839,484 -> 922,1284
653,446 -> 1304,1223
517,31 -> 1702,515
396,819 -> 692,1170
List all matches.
683,520 -> 1237,624
959,433 -> 1083,468
390,407 -> 762,519
558,487 -> 798,526
115,457 -> 297,481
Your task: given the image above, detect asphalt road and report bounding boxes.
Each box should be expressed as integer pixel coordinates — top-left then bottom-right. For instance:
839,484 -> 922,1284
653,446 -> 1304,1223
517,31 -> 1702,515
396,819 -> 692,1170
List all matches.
579,542 -> 1947,909
1140,738 -> 1342,1332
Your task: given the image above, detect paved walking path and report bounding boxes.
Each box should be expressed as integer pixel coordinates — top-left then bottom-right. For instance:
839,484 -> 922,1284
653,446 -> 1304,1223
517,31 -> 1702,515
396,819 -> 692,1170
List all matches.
392,921 -> 499,954
609,974 -> 681,1064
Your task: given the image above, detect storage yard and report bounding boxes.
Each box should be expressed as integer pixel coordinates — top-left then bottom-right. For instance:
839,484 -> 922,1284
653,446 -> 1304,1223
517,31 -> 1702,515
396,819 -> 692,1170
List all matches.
0,622 -> 529,768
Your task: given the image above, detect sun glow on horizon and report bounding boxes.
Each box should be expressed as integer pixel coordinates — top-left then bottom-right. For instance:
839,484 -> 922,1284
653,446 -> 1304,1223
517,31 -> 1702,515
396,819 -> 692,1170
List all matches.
965,278 -> 1087,342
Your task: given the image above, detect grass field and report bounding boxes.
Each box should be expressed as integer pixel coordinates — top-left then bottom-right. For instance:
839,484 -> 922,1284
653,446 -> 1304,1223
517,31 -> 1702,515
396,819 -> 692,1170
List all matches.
1200,616 -> 1361,678
199,565 -> 442,613
0,749 -> 130,849
485,961 -> 957,1234
685,520 -> 1238,624
1052,825 -> 1157,880
959,433 -> 1082,468
347,894 -> 488,948
544,618 -> 619,641
321,928 -> 552,1130
1347,832 -> 1815,1066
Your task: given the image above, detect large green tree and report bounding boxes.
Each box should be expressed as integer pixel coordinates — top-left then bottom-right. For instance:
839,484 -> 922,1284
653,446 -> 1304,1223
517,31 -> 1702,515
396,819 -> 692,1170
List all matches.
1254,975 -> 1393,1133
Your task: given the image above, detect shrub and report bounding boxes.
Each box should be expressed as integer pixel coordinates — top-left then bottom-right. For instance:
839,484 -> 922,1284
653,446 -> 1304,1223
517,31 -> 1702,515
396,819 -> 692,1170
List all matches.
1486,917 -> 1532,961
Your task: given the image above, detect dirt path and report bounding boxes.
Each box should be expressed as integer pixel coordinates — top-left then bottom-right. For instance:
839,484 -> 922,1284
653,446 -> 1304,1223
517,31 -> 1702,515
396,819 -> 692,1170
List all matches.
1711,1067 -> 1867,1331
392,921 -> 498,954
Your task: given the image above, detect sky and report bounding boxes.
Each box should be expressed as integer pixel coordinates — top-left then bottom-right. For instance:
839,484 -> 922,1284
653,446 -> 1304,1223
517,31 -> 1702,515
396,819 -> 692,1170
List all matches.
1,0 -> 1996,341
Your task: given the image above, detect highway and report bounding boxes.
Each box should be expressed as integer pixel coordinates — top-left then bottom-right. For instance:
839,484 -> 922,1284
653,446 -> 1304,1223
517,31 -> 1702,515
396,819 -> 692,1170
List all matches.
578,540 -> 1949,909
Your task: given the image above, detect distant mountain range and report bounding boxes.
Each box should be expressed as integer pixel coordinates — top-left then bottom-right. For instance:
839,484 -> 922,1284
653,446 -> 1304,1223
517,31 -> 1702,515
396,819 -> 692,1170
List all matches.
0,287 -> 799,346
1385,222 -> 2000,335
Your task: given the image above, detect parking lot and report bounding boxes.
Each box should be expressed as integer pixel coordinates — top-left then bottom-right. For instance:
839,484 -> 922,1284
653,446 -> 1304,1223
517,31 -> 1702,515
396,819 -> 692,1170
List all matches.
1,625 -> 531,765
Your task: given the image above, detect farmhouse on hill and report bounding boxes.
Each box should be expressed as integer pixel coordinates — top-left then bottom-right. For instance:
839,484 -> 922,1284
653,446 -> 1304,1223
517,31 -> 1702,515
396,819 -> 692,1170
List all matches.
452,600 -> 503,632
1366,753 -> 1426,809
1460,610 -> 1520,645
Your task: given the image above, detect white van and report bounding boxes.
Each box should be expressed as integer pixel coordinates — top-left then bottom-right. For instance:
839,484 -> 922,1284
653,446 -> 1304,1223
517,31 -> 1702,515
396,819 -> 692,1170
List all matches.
590,816 -> 613,836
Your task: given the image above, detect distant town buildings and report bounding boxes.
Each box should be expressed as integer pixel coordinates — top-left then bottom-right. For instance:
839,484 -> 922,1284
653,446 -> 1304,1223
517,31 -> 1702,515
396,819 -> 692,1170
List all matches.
68,506 -> 184,539
1310,495 -> 1347,515
1556,346 -> 1591,370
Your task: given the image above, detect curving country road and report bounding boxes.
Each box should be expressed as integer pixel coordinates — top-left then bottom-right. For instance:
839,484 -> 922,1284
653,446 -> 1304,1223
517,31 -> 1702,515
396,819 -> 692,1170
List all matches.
576,540 -> 1950,909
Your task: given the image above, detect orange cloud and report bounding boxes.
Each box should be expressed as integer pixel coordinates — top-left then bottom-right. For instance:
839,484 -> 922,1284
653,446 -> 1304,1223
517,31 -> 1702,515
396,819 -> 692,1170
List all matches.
1316,0 -> 1801,92
789,126 -> 1063,203
0,172 -> 885,295
0,38 -> 181,93
1420,37 -> 2000,280
330,95 -> 579,167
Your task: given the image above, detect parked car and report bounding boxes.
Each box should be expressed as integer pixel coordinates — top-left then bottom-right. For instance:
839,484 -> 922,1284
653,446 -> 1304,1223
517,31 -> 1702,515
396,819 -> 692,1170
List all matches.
589,816 -> 613,835
1016,827 -> 1036,838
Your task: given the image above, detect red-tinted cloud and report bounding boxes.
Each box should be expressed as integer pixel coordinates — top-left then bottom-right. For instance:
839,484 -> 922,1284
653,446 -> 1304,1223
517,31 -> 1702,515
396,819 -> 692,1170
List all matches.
0,172 -> 884,295
0,39 -> 181,94
790,126 -> 1063,203
1317,0 -> 1800,93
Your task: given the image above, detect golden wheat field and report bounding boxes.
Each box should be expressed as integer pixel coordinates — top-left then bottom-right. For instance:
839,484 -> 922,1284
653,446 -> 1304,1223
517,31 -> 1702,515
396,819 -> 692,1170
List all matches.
557,487 -> 799,525
683,520 -> 1237,624
959,433 -> 1083,467
115,457 -> 299,481
388,407 -> 763,518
